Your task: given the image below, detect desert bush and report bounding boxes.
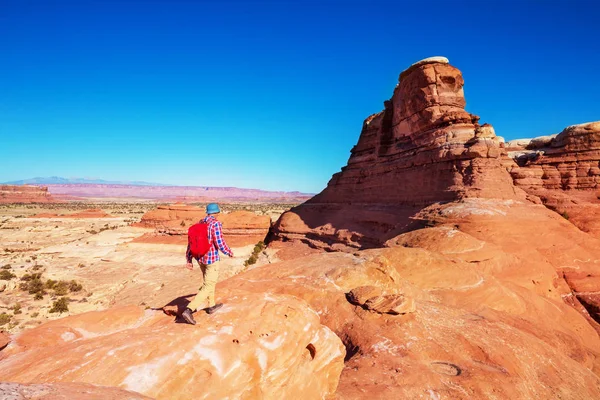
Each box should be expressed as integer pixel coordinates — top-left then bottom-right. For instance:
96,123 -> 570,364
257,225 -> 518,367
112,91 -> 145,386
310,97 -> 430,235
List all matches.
69,280 -> 83,292
0,313 -> 11,326
32,264 -> 43,271
78,263 -> 86,268
244,241 -> 266,267
34,292 -> 44,300
12,303 -> 21,315
1,264 -> 11,269
21,273 -> 42,281
49,297 -> 69,313
561,211 -> 570,220
31,312 -> 39,317
46,279 -> 57,289
53,281 -> 69,296
21,278 -> 44,295
0,270 -> 16,280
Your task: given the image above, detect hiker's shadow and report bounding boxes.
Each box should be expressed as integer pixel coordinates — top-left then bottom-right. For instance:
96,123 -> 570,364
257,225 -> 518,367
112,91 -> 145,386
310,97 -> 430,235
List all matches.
151,294 -> 195,324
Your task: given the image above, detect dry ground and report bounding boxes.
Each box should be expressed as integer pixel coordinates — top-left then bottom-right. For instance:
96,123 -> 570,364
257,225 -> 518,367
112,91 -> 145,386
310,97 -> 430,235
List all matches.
0,202 -> 291,333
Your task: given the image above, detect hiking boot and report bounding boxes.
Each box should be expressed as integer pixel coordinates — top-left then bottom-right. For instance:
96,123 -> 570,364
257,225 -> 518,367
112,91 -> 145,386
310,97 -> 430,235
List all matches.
181,308 -> 196,325
206,303 -> 223,314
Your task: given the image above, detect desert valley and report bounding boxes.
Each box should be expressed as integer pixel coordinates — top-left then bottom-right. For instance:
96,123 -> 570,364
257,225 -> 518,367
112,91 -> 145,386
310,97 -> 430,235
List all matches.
1,57 -> 600,399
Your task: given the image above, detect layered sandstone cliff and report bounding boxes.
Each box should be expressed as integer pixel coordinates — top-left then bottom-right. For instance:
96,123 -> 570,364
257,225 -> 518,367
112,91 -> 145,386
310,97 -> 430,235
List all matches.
508,121 -> 600,237
272,57 -> 525,250
0,185 -> 53,203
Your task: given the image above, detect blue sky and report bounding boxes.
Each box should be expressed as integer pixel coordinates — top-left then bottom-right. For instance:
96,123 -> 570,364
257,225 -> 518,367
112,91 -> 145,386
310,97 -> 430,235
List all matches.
1,0 -> 598,193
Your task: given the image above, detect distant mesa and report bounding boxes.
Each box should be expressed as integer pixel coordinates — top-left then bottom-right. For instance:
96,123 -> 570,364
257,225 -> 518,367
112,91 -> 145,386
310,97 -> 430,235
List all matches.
0,185 -> 54,204
4,176 -> 172,186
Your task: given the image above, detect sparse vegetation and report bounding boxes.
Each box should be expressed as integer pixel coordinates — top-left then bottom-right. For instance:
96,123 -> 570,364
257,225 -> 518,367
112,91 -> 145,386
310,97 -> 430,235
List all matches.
1,264 -> 11,269
244,241 -> 266,267
31,312 -> 39,318
49,297 -> 69,313
561,211 -> 570,220
69,280 -> 83,292
12,303 -> 22,315
0,270 -> 16,280
0,313 -> 11,326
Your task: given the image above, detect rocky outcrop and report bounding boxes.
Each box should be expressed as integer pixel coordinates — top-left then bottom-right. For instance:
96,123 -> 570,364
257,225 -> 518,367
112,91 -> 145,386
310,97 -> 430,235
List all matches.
133,204 -> 271,247
508,121 -> 600,237
0,185 -> 54,203
226,202 -> 600,398
0,297 -> 344,399
272,57 -> 524,250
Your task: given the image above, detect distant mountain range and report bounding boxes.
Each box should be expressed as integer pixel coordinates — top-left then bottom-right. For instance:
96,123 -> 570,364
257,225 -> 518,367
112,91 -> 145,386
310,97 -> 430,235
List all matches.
2,177 -> 314,202
4,177 -> 173,186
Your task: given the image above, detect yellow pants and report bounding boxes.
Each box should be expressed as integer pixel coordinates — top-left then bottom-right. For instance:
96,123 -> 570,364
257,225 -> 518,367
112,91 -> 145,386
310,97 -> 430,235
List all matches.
188,262 -> 219,312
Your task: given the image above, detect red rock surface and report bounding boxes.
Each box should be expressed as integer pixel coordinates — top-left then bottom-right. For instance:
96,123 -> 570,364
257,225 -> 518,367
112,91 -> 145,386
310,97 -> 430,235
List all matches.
224,201 -> 600,398
0,382 -> 151,399
133,204 -> 271,246
0,297 -> 344,399
0,330 -> 10,350
0,185 -> 54,203
272,57 -> 525,250
508,121 -> 600,238
45,184 -> 312,202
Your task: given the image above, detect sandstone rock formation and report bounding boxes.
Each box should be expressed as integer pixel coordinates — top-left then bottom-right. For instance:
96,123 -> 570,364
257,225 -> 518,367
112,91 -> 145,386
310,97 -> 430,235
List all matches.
223,204 -> 600,398
272,57 -> 525,250
508,121 -> 600,237
0,185 -> 53,203
0,298 -> 344,399
134,204 -> 271,247
0,382 -> 152,399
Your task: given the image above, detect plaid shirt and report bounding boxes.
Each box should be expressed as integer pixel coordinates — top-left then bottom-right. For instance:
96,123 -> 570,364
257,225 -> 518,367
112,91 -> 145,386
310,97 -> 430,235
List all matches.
186,215 -> 233,265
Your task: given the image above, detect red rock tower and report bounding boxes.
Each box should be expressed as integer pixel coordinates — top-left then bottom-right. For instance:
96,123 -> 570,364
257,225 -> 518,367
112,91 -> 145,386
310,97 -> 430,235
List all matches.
272,57 -> 525,249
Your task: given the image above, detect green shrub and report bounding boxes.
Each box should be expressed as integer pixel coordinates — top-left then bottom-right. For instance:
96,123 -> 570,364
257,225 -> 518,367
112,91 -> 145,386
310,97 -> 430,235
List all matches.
49,297 -> 69,313
46,279 -> 57,289
561,211 -> 570,220
12,303 -> 21,315
0,270 -> 16,280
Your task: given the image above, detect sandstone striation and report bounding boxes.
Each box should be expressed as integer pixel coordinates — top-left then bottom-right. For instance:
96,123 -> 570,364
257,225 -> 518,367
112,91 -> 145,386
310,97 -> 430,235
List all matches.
0,185 -> 54,203
272,57 -> 524,250
133,203 -> 271,247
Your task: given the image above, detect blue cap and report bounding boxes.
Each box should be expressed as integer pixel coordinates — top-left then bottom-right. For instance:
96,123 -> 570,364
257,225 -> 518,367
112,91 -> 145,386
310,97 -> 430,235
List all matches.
206,203 -> 221,214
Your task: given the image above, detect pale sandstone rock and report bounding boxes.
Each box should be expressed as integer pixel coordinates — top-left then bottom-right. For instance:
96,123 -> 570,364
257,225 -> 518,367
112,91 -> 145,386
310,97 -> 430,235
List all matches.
0,295 -> 344,400
0,382 -> 151,399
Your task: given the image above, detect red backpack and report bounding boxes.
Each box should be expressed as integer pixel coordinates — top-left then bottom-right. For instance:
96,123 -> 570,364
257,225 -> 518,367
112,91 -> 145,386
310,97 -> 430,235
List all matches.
188,222 -> 211,258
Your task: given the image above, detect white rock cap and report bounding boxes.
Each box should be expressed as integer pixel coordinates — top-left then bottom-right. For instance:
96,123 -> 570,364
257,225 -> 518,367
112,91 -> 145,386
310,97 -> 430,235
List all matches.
399,56 -> 450,80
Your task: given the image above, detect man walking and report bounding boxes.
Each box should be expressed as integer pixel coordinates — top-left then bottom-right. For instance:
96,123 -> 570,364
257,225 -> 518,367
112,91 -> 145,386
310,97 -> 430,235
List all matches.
182,203 -> 233,325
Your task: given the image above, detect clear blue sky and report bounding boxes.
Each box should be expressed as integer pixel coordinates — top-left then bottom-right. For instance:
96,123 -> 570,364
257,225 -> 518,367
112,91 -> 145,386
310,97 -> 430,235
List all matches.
1,0 -> 598,193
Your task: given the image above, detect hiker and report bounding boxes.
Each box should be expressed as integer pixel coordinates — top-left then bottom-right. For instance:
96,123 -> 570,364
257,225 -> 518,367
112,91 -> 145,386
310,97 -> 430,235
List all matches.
182,203 -> 233,325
